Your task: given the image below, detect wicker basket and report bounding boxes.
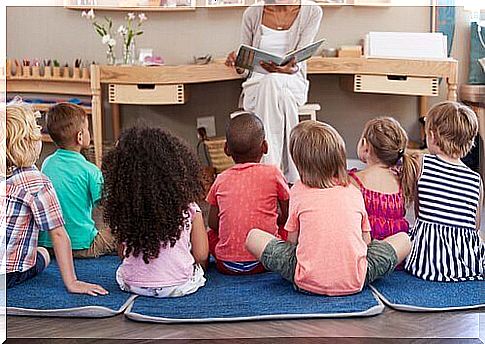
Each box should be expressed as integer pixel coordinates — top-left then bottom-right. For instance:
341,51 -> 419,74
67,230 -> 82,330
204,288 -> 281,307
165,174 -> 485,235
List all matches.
203,137 -> 234,174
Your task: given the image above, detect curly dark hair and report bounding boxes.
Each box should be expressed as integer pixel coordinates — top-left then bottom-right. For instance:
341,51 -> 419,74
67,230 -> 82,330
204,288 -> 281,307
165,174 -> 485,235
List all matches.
102,126 -> 205,264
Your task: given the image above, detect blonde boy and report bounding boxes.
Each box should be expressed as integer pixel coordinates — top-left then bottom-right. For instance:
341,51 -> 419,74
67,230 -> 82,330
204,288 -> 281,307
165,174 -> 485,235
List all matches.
4,101 -> 107,295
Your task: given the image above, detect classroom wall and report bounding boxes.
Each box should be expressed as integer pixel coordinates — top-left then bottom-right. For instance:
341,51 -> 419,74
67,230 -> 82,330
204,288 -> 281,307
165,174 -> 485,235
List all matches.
6,5 -> 472,159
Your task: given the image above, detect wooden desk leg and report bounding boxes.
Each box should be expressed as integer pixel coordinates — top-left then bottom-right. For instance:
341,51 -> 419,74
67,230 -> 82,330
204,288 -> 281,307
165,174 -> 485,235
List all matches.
419,96 -> 428,146
90,64 -> 103,167
111,103 -> 121,141
447,78 -> 458,101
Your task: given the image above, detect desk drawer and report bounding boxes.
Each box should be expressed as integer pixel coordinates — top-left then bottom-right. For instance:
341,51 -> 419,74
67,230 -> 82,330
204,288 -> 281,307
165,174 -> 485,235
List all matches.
354,75 -> 439,96
108,84 -> 186,104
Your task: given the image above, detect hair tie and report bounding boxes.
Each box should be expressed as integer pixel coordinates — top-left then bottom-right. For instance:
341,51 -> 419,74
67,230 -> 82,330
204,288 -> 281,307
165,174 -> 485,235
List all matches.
398,148 -> 405,159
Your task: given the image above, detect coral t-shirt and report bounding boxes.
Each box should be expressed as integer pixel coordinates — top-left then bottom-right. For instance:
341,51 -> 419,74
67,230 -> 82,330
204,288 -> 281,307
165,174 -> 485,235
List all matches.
286,181 -> 370,296
206,163 -> 290,261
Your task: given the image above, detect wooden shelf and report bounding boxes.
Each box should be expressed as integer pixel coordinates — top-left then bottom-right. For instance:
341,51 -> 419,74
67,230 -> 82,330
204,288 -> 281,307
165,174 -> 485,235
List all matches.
65,5 -> 196,11
30,103 -> 92,114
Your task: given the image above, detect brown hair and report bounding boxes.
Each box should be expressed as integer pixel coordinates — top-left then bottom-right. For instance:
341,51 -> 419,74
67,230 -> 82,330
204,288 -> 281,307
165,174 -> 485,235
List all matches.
362,117 -> 419,204
46,103 -> 88,148
290,120 -> 349,189
6,103 -> 42,175
425,101 -> 478,159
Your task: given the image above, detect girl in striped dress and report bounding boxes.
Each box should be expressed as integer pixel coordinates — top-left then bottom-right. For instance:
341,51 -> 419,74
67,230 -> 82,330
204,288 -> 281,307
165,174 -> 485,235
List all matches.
405,102 -> 484,281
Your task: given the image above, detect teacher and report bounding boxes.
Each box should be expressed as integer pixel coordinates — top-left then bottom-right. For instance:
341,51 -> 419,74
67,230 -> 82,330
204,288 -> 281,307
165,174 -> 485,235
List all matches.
226,0 -> 323,183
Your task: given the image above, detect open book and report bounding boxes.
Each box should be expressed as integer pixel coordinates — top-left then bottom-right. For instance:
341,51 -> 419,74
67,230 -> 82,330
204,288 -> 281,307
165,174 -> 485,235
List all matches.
235,38 -> 325,74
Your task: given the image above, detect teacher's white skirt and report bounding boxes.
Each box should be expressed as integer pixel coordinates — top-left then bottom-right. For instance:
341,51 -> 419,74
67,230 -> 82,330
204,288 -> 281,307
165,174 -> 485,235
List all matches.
242,72 -> 309,184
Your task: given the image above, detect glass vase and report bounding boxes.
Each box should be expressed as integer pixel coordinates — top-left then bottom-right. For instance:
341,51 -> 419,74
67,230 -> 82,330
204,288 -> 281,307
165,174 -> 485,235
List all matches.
122,39 -> 136,65
106,47 -> 116,66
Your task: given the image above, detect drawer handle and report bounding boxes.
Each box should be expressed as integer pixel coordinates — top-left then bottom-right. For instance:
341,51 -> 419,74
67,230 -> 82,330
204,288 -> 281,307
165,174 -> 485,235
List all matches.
387,75 -> 407,81
137,84 -> 156,90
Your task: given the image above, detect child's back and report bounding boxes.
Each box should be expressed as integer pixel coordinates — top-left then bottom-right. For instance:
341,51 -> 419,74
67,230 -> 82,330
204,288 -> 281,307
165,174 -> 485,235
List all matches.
349,117 -> 418,240
406,154 -> 484,281
40,150 -> 101,250
287,181 -> 368,295
207,113 -> 289,274
405,102 -> 484,281
38,103 -> 114,257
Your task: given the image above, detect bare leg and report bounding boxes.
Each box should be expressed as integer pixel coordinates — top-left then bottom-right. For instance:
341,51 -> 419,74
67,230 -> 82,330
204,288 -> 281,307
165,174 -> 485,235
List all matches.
246,229 -> 277,260
383,232 -> 411,265
37,246 -> 51,268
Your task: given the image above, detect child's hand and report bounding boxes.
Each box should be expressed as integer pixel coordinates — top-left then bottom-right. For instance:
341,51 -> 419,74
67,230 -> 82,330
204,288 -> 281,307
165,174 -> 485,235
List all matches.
66,280 -> 109,296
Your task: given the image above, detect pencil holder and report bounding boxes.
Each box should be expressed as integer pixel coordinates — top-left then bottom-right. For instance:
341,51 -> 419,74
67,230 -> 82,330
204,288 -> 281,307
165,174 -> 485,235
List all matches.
73,67 -> 81,79
44,66 -> 52,78
62,66 -> 71,78
52,66 -> 61,78
22,66 -> 31,78
6,59 -> 11,77
81,67 -> 89,80
31,66 -> 40,78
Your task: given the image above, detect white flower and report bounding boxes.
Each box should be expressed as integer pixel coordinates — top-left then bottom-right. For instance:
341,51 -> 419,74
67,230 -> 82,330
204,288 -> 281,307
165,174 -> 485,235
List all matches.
108,38 -> 116,46
138,13 -> 147,22
86,9 -> 95,20
117,25 -> 126,35
127,12 -> 136,20
102,34 -> 111,45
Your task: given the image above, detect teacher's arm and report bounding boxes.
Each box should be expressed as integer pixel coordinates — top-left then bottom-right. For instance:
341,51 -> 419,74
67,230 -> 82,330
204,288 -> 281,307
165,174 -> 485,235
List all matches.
297,4 -> 323,49
225,7 -> 256,75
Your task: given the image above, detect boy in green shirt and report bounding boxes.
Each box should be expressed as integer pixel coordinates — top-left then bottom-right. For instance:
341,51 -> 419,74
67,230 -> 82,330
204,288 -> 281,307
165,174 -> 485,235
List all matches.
38,103 -> 115,258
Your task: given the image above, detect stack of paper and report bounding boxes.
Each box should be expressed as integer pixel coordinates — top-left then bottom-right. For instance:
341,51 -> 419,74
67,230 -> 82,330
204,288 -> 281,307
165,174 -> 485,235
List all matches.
364,32 -> 448,60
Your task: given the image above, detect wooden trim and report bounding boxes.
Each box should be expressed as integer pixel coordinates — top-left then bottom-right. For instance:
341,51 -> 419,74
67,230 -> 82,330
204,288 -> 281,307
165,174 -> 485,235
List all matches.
90,64 -> 103,167
7,79 -> 91,96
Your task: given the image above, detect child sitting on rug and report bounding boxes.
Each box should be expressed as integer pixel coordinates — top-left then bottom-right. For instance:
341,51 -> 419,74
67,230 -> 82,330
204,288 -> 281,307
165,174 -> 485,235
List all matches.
5,100 -> 108,295
349,117 -> 419,241
38,103 -> 115,258
246,120 -> 411,296
206,112 -> 290,275
103,126 -> 208,298
405,101 -> 484,281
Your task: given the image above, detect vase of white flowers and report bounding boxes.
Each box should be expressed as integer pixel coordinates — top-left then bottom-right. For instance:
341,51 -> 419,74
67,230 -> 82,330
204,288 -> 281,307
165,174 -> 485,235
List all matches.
82,9 -> 117,65
118,12 -> 147,65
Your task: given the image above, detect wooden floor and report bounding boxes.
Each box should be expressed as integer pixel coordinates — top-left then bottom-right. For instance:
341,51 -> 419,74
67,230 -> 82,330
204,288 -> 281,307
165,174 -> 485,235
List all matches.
6,308 -> 485,343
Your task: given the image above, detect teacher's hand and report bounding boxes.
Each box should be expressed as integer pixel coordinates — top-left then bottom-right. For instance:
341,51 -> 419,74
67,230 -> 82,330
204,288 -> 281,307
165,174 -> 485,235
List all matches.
225,51 -> 245,74
260,58 -> 299,75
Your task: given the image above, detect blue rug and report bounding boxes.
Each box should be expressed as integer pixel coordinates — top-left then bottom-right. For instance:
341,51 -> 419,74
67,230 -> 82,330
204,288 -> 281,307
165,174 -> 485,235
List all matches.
370,271 -> 485,312
7,256 -> 136,317
125,268 -> 384,323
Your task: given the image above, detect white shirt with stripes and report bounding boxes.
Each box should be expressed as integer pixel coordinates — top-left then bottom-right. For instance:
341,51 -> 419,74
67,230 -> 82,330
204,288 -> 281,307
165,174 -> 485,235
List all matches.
405,154 -> 484,281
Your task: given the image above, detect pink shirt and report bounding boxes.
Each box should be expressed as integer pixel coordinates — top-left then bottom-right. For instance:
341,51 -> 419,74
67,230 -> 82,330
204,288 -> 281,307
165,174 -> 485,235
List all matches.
119,203 -> 200,288
286,182 -> 370,296
207,163 -> 290,261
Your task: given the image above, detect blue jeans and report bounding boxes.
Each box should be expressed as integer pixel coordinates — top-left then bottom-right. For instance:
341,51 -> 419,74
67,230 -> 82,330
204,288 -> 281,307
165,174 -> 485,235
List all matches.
7,251 -> 47,288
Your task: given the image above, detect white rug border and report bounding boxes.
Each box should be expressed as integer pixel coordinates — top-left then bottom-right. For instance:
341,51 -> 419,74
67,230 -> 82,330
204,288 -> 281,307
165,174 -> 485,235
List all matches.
7,294 -> 137,318
124,293 -> 385,324
370,285 -> 485,312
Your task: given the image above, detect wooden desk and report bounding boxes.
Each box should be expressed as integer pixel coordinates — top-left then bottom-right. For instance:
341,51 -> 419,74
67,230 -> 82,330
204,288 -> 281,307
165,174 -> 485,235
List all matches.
90,57 -> 458,166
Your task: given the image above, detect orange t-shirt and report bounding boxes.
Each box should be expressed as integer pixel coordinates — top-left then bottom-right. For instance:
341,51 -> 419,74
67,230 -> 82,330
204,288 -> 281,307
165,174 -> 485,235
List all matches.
206,163 -> 290,261
286,181 -> 370,296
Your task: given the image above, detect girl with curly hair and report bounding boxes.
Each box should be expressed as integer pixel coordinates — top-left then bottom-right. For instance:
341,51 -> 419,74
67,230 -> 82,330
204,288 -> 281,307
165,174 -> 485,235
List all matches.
102,126 -> 208,298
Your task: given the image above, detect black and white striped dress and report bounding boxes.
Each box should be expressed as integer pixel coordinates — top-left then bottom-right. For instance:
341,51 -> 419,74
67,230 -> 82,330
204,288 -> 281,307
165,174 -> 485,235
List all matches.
405,154 -> 484,281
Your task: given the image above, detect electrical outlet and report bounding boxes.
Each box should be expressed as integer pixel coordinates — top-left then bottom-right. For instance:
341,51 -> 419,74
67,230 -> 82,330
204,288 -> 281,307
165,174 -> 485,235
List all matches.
197,116 -> 216,138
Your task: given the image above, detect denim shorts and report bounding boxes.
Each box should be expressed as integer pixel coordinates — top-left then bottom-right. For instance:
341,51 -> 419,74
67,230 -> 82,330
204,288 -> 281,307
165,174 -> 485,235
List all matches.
7,251 -> 47,288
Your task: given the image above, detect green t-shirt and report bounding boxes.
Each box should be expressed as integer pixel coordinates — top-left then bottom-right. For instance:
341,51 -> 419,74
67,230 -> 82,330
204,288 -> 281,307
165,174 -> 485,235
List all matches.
38,149 -> 102,250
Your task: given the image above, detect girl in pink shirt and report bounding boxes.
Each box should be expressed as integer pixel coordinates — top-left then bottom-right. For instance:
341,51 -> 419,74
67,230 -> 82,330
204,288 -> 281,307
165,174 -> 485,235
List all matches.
102,126 -> 209,298
349,117 -> 419,241
246,121 -> 411,296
